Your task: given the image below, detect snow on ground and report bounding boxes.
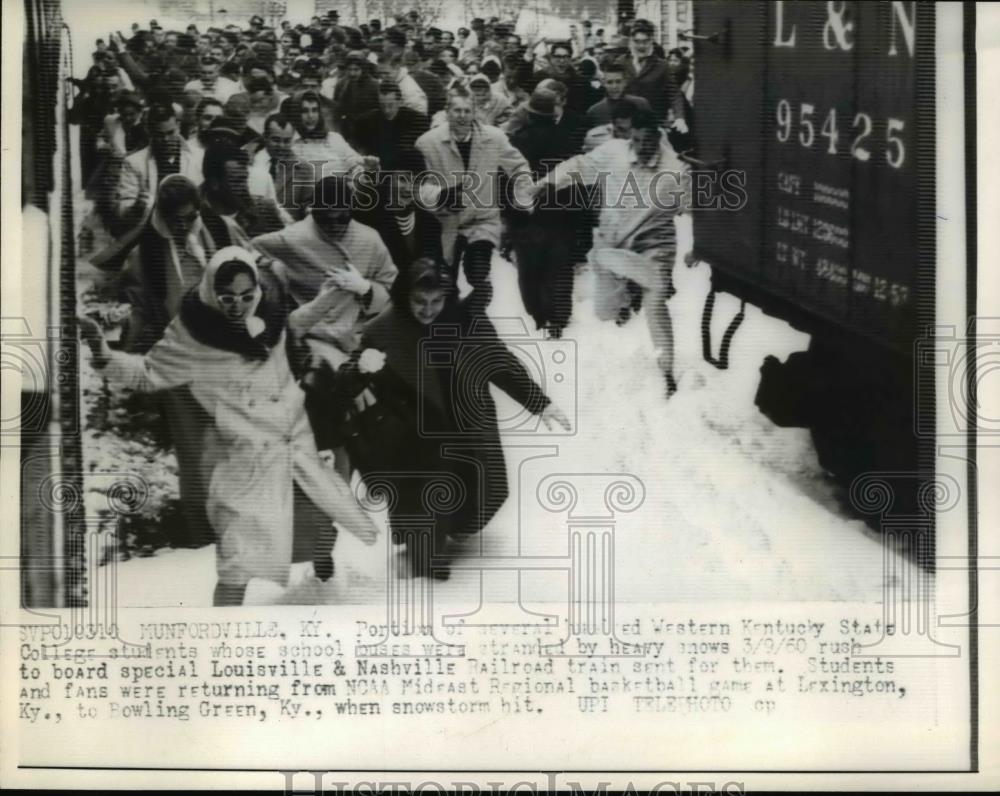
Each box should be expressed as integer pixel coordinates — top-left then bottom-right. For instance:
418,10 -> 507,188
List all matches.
107,216 -> 914,606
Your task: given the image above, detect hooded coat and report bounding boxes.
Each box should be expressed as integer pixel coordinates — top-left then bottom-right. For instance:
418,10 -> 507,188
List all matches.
101,247 -> 378,588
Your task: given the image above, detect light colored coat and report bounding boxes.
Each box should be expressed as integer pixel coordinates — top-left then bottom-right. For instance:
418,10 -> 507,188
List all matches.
103,318 -> 375,588
252,218 -> 397,366
291,132 -> 364,178
396,69 -> 429,116
415,121 -> 533,260
99,113 -> 144,157
184,76 -> 241,103
547,136 -> 690,253
115,140 -> 203,222
472,92 -> 513,126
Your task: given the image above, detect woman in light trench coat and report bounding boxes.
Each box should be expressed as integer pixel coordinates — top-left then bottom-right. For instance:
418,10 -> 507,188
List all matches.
79,246 -> 379,605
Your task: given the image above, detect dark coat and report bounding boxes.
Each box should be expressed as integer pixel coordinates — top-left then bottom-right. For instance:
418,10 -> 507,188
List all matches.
350,107 -> 430,169
537,66 -> 592,116
503,110 -> 585,226
585,94 -> 652,128
333,75 -> 380,140
332,301 -> 550,537
408,68 -> 448,116
353,201 -> 443,272
509,114 -> 584,226
115,224 -> 181,353
114,221 -> 218,353
200,195 -> 289,248
624,55 -> 683,124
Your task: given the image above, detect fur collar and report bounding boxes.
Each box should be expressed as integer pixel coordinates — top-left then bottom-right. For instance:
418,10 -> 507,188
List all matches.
179,268 -> 288,360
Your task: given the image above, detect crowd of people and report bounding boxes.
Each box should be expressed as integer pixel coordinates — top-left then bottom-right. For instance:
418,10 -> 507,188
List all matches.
74,8 -> 695,605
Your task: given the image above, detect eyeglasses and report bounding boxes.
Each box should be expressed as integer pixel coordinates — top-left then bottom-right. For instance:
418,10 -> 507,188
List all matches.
173,210 -> 199,223
216,290 -> 256,306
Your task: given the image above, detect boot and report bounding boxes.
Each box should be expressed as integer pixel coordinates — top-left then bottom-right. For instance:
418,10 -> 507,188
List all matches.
665,371 -> 678,399
406,536 -> 451,580
313,523 -> 339,582
213,581 -> 248,606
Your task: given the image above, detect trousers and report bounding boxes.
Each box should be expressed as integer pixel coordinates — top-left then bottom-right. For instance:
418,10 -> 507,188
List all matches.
513,221 -> 576,332
591,247 -> 676,376
161,386 -> 215,547
449,238 -> 494,315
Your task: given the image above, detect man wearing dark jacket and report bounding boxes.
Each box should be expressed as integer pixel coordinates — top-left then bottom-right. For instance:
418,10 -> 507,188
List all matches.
333,50 -> 380,140
354,149 -> 442,272
536,41 -> 591,116
509,88 -> 585,337
585,57 -> 652,128
199,142 -> 291,249
503,78 -> 586,151
406,43 -> 448,117
350,81 -> 430,171
623,18 -> 683,125
68,67 -> 120,186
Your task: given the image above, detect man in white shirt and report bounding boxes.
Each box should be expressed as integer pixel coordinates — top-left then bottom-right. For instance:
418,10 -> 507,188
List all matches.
185,97 -> 224,165
533,108 -> 691,395
583,98 -> 637,152
492,54 -> 523,106
114,103 -> 203,237
185,56 -> 240,103
249,113 -> 305,216
377,52 -> 429,116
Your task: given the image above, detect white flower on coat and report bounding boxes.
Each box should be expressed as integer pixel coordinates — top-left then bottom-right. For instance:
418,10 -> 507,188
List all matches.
245,316 -> 267,338
358,348 -> 387,374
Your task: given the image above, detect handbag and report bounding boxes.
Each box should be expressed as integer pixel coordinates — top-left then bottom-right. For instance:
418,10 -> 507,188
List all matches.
336,365 -> 421,476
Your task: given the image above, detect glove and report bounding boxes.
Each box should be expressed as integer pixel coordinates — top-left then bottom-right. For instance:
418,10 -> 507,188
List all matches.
437,182 -> 465,212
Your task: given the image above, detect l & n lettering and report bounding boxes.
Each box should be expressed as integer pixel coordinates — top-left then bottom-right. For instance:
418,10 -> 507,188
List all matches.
772,1 -> 916,58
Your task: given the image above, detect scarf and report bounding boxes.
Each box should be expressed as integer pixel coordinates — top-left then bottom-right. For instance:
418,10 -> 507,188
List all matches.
298,123 -> 329,141
179,246 -> 288,360
149,200 -> 210,284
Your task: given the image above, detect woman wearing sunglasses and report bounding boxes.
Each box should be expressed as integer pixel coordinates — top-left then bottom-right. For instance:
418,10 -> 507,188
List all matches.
79,245 -> 380,605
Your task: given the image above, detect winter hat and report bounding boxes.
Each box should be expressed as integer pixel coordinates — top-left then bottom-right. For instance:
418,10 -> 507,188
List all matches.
199,246 -> 265,337
480,62 -> 501,82
385,27 -> 408,48
525,87 -> 557,117
345,49 -> 368,67
606,34 -> 630,54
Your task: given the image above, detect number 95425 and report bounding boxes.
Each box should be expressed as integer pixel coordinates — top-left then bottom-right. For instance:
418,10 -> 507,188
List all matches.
775,99 -> 906,169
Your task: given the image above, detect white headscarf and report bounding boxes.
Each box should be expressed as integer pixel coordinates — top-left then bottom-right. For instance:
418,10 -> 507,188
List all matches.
199,246 -> 267,338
